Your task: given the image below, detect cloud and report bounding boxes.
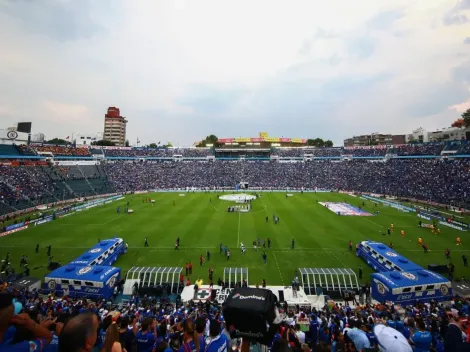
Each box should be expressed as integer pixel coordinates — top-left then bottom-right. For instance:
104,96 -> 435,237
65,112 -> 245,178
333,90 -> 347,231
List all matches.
453,59 -> 470,84
443,0 -> 470,26
347,37 -> 377,59
456,0 -> 470,10
0,0 -> 470,146
450,99 -> 470,112
366,9 -> 405,30
443,13 -> 469,25
0,0 -> 104,41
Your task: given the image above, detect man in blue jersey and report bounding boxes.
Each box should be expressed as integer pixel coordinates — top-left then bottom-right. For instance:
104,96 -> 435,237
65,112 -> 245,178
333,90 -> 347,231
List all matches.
410,319 -> 432,352
309,314 -> 319,349
136,317 -> 157,352
205,320 -> 229,352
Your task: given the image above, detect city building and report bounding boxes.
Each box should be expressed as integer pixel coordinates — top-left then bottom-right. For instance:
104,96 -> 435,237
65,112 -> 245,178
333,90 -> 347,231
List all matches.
405,127 -> 429,143
103,107 -> 127,146
31,133 -> 45,143
74,132 -> 103,145
428,127 -> 469,142
343,133 -> 405,147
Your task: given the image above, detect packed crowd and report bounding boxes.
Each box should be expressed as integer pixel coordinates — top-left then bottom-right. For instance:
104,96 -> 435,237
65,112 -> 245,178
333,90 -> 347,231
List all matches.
1,159 -> 469,210
390,144 -> 444,156
2,283 -> 470,352
0,165 -> 55,203
103,159 -> 470,209
7,142 -> 470,160
104,148 -> 212,158
32,146 -> 91,157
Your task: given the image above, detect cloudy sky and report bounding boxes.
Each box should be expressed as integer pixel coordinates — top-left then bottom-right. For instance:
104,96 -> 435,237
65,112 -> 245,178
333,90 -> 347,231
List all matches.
1,0 -> 469,146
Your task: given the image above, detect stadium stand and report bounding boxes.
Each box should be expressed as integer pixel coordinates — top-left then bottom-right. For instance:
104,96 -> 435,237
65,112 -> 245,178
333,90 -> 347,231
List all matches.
0,144 -> 20,156
33,145 -> 92,157
0,273 -> 467,351
0,156 -> 469,216
391,143 -> 444,156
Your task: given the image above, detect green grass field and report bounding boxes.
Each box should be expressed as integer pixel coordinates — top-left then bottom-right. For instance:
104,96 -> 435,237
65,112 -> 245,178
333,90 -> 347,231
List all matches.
1,192 -> 469,287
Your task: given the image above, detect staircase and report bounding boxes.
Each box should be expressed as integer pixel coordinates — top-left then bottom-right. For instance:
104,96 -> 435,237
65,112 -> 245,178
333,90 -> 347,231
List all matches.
123,279 -> 140,296
77,166 -> 98,195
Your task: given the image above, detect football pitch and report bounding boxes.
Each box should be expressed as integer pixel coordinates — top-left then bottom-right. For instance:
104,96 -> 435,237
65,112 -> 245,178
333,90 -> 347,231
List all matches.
1,192 -> 469,287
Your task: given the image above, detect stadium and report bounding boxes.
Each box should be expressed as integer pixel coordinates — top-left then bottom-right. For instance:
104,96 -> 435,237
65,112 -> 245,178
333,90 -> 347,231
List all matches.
2,1 -> 470,351
1,137 -> 470,348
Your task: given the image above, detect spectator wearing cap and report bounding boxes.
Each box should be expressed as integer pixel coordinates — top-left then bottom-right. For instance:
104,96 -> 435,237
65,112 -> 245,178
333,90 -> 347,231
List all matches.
0,292 -> 53,351
58,312 -> 99,352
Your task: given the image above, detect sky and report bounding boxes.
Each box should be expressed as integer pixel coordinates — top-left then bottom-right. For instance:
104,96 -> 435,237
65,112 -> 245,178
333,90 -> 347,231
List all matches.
0,0 -> 470,146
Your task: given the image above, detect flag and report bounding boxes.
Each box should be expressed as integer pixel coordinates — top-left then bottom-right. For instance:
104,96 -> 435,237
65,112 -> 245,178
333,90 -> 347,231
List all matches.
137,138 -> 140,144
66,136 -> 70,139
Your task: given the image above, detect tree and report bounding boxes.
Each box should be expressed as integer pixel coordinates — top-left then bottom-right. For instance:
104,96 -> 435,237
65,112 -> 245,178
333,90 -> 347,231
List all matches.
196,134 -> 221,147
462,108 -> 470,128
306,138 -> 332,147
91,140 -> 116,146
46,138 -> 70,145
313,138 -> 324,147
148,143 -> 158,148
451,118 -> 465,128
125,140 -> 130,147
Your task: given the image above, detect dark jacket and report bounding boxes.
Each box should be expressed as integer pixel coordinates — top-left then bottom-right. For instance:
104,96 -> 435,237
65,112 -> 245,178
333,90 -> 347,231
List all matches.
444,323 -> 470,352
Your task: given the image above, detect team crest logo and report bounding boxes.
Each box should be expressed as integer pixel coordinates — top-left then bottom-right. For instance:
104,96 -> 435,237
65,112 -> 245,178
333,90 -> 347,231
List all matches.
90,248 -> 101,253
48,280 -> 57,290
401,272 -> 417,280
385,252 -> 397,257
440,285 -> 449,295
78,266 -> 93,275
7,131 -> 18,140
377,283 -> 386,295
108,276 -> 116,288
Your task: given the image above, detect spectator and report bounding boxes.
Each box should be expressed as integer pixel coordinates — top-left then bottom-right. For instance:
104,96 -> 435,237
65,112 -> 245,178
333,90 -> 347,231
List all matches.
58,312 -> 99,352
0,292 -> 53,351
444,310 -> 470,351
135,318 -> 156,352
205,319 -> 229,352
103,322 -> 125,352
179,319 -> 199,352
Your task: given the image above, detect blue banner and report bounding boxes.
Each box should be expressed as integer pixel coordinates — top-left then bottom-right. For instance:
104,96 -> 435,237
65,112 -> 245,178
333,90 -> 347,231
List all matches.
5,222 -> 25,232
